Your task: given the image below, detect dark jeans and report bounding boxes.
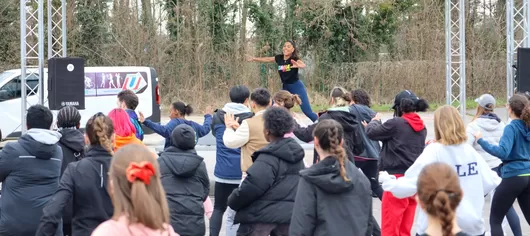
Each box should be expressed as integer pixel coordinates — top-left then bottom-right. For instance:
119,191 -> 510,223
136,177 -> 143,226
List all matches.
491,167 -> 522,236
283,80 -> 318,122
356,160 -> 384,200
237,223 -> 289,236
210,182 -> 239,236
490,175 -> 530,236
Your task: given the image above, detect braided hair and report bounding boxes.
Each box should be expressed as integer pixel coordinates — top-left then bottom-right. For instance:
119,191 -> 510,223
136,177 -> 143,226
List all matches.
57,106 -> 82,129
313,119 -> 350,181
86,112 -> 115,154
417,162 -> 463,236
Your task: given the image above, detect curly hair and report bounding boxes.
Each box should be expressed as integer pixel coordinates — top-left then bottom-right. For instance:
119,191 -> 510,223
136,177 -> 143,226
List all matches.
350,89 -> 371,107
313,119 -> 349,181
417,162 -> 463,236
263,107 -> 294,138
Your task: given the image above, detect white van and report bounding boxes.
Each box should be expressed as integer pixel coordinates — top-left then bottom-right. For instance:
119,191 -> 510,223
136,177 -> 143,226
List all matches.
0,66 -> 161,139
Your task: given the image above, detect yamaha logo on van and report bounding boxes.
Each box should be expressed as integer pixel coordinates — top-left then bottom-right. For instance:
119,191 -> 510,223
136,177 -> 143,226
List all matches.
61,101 -> 80,106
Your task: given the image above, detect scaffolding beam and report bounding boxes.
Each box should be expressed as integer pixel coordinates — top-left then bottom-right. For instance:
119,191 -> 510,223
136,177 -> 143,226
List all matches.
507,0 -> 530,101
445,0 -> 466,120
48,0 -> 67,59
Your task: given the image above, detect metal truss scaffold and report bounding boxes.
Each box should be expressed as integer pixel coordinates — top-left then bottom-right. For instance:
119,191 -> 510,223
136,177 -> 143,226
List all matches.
445,0 -> 466,120
507,0 -> 530,100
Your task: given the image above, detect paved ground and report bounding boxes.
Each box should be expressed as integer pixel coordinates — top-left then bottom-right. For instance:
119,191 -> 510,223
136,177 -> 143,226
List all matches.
143,107 -> 529,236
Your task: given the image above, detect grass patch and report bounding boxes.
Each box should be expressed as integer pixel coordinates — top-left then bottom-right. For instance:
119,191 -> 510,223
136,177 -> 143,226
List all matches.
291,98 -> 507,113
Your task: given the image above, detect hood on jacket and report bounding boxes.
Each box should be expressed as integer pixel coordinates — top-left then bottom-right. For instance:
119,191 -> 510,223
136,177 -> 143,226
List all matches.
223,103 -> 251,115
160,146 -> 204,177
474,113 -> 503,131
252,138 -> 305,163
300,157 -> 355,193
19,129 -> 62,160
59,128 -> 85,153
351,104 -> 376,122
401,113 -> 425,132
114,134 -> 143,151
125,109 -> 138,119
215,105 -> 253,125
511,119 -> 530,141
325,106 -> 357,132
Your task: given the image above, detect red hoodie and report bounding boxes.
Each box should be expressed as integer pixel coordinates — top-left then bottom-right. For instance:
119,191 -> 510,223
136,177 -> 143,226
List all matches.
401,113 -> 425,132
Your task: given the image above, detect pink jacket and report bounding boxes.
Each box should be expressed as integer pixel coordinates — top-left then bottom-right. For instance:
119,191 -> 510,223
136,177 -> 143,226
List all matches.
91,216 -> 180,236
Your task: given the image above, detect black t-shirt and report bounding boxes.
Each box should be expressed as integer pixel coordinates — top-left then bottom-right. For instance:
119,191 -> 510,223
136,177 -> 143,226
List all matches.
275,54 -> 299,84
418,232 -> 471,236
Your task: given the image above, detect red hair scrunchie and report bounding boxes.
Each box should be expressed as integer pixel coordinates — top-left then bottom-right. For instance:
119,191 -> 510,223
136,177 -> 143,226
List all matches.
126,161 -> 155,185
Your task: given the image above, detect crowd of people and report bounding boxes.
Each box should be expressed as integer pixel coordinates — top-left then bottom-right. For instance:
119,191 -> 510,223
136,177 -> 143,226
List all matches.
0,39 -> 529,236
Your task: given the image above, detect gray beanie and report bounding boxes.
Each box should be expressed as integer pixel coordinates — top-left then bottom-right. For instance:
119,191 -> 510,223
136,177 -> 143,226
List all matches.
171,124 -> 196,150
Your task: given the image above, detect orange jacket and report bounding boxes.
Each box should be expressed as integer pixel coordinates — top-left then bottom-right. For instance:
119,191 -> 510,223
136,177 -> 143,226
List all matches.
114,134 -> 144,151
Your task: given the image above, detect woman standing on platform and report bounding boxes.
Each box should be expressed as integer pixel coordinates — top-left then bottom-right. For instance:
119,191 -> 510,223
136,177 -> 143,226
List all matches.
247,40 -> 318,122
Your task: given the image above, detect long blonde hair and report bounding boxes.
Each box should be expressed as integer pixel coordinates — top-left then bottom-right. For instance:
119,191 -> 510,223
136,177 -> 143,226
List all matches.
434,105 -> 467,145
472,105 -> 493,121
109,144 -> 170,230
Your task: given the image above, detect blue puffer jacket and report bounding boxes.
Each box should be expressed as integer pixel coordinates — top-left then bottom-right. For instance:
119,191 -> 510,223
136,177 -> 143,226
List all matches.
211,103 -> 253,181
478,119 -> 530,178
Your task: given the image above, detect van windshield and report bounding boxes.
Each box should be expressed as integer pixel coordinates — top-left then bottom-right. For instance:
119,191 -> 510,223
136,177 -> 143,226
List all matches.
0,71 -> 14,84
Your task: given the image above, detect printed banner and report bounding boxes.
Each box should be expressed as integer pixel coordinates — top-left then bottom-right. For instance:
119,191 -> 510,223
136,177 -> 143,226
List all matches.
84,72 -> 148,97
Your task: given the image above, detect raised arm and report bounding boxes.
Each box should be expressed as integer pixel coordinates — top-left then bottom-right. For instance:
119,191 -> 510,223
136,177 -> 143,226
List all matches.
248,56 -> 276,63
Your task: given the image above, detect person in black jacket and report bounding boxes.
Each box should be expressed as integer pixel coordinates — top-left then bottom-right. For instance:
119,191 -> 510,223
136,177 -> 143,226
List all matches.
159,124 -> 210,236
56,106 -> 85,236
290,119 -> 372,236
349,89 -> 383,200
37,112 -> 115,236
294,87 -> 364,164
365,90 -> 428,236
228,107 -> 305,236
0,105 -> 63,236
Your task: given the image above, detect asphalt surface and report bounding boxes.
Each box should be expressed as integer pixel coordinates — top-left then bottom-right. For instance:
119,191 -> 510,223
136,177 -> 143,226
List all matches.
142,108 -> 529,236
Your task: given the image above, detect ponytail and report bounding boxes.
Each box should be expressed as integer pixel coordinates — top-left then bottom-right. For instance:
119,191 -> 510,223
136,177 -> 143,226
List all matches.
313,119 -> 350,182
86,113 -> 114,154
432,191 -> 455,236
509,94 -> 530,126
130,180 -> 164,229
172,101 -> 193,116
184,105 -> 193,116
328,126 -> 350,181
330,87 -> 351,107
521,105 -> 530,127
292,94 -> 302,106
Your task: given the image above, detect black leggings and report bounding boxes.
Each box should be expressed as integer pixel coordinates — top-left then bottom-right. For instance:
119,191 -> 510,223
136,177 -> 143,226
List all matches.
210,182 -> 239,236
490,175 -> 530,236
355,160 -> 384,200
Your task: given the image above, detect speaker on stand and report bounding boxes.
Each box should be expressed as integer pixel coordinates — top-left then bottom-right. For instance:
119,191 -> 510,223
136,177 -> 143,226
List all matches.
48,57 -> 86,110
516,48 -> 530,95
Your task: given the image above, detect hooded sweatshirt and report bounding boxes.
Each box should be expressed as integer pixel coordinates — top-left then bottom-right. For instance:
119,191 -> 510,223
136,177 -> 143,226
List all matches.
382,142 -> 501,235
478,119 -> 530,178
211,103 -> 254,183
366,113 -> 427,174
466,113 -> 504,169
159,146 -> 209,236
350,104 -> 381,160
289,157 -> 372,236
125,109 -> 144,141
294,106 -> 363,163
0,129 -> 63,236
114,133 -> 144,151
37,145 -> 114,236
228,138 -> 305,224
57,128 -> 85,226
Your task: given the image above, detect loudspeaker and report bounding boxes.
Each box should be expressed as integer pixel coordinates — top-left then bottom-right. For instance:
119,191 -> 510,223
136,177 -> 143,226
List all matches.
48,57 -> 85,110
517,48 -> 530,94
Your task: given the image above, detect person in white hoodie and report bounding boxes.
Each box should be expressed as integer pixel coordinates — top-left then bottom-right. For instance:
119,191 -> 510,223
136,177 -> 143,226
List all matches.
380,105 -> 501,235
466,94 -> 522,236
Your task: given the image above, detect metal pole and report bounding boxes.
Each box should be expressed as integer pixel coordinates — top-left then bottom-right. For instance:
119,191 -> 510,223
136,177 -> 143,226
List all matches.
47,0 -> 52,59
459,0 -> 466,121
38,0 -> 45,105
61,0 -> 67,57
445,0 -> 452,105
20,0 -> 27,134
507,0 -> 513,103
